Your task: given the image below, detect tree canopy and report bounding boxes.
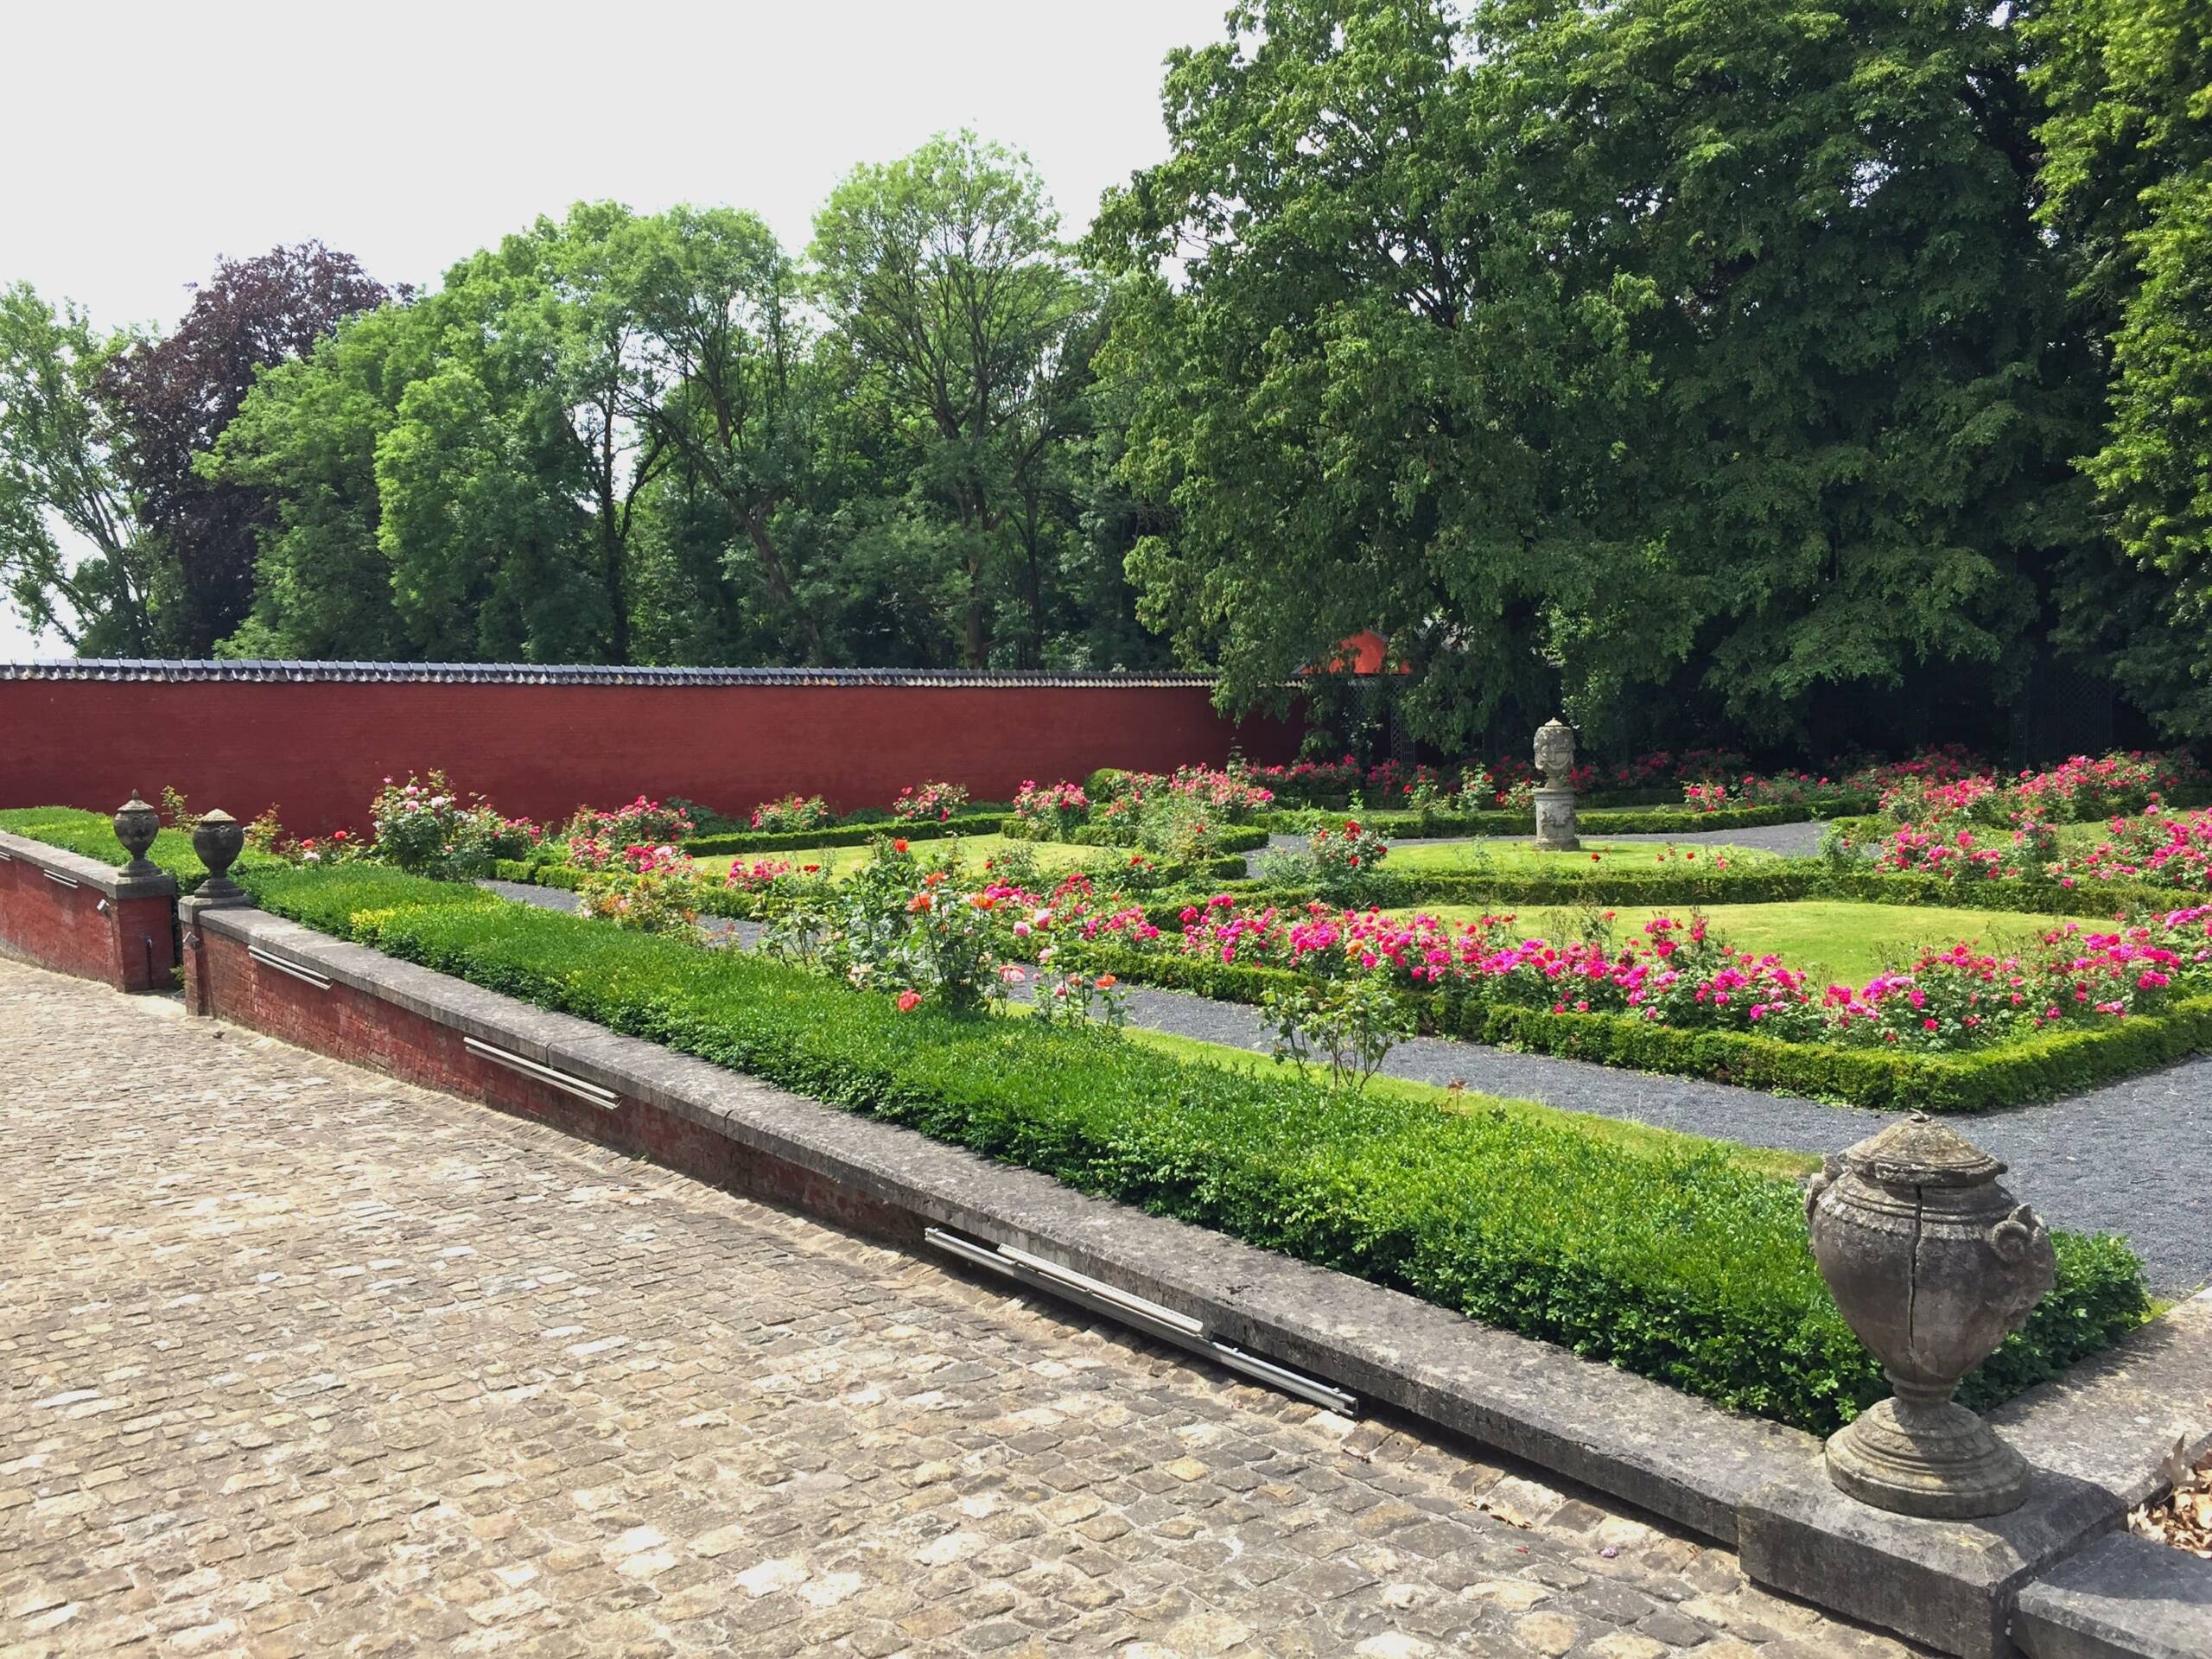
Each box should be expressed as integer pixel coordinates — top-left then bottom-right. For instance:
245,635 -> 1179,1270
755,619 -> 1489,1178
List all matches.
3,18 -> 2209,758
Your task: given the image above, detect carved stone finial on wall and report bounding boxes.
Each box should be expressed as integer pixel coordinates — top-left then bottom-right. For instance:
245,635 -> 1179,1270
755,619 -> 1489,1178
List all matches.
112,792 -> 161,877
190,809 -> 247,903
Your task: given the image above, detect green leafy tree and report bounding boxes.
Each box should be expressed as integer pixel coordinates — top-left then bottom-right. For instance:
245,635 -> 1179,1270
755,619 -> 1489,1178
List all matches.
2031,0 -> 2212,737
0,284 -> 159,653
814,131 -> 1099,667
1086,2 -> 1657,745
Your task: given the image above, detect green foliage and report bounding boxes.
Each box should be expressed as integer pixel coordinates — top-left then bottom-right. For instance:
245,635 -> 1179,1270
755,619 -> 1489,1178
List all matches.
682,813 -> 1012,855
1262,976 -> 1416,1094
2028,0 -> 2212,737
1070,934 -> 2212,1113
0,285 -> 160,652
237,862 -> 2146,1432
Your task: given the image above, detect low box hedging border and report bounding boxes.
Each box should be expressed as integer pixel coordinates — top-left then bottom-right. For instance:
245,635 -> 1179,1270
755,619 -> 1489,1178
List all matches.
683,812 -> 1012,855
1066,939 -> 2212,1114
1220,865 -> 2204,916
232,861 -> 2146,1437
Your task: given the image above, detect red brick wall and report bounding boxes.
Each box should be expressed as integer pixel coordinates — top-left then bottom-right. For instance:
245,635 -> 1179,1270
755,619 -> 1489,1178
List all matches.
0,855 -> 175,991
0,677 -> 1300,836
189,926 -> 917,1242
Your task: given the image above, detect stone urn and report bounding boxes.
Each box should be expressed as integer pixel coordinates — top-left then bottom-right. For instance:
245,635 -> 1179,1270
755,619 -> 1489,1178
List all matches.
191,809 -> 247,902
1532,717 -> 1580,852
1807,1113 -> 2055,1518
112,792 -> 161,877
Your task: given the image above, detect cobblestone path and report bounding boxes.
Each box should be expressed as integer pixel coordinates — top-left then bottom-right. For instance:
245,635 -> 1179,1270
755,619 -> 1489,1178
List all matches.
0,957 -> 1916,1658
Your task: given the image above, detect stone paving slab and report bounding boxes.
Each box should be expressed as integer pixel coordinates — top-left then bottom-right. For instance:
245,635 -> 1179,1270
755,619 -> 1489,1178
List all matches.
0,956 -> 1922,1658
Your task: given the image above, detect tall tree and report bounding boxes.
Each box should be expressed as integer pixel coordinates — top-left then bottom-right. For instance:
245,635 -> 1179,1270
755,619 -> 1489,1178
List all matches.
616,206 -> 830,661
1087,2 -> 1655,743
101,243 -> 386,652
2030,0 -> 2212,738
0,283 -> 157,653
814,131 -> 1097,667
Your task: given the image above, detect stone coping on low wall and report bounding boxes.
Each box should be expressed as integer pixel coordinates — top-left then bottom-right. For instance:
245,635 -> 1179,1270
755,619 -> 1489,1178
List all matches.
0,825 -> 176,901
175,898 -> 2212,1659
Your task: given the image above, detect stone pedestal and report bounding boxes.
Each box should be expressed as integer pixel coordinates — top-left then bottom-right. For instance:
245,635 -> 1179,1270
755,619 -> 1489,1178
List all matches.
1533,785 -> 1580,852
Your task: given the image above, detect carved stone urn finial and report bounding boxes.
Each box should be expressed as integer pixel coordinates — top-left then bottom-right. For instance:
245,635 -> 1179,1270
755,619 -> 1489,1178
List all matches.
112,792 -> 161,877
1532,718 -> 1580,852
1807,1112 -> 2055,1518
191,809 -> 247,903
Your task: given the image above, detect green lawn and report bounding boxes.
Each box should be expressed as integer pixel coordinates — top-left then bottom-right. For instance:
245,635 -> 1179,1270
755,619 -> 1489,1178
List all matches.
1111,1022 -> 1819,1183
1383,837 -> 1788,872
696,832 -> 1103,880
1412,899 -> 2076,985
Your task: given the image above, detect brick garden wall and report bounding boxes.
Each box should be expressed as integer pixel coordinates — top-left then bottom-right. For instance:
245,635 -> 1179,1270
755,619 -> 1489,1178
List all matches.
0,664 -> 1302,835
0,838 -> 176,992
186,924 -> 918,1242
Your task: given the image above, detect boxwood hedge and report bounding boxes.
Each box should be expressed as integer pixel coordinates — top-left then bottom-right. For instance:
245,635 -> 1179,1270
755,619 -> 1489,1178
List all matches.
1264,801 -> 1877,839
235,862 -> 2145,1436
1065,938 -> 2212,1113
683,812 -> 1013,855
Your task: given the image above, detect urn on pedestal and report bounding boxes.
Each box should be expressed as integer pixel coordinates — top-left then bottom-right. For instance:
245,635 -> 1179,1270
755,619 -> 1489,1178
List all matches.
1532,718 -> 1580,851
191,809 -> 248,903
111,792 -> 161,877
1806,1113 -> 2055,1518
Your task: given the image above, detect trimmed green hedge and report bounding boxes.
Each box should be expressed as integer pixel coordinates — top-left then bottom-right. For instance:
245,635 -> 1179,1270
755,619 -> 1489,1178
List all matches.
1002,821 -> 1274,855
1217,864 -> 2203,915
1066,938 -> 2212,1113
0,806 -> 286,894
683,813 -> 1012,855
235,861 -> 2145,1434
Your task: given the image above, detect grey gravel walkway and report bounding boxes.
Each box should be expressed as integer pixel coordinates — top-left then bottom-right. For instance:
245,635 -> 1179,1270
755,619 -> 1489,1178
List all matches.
474,880 -> 2209,1294
1264,820 -> 1831,861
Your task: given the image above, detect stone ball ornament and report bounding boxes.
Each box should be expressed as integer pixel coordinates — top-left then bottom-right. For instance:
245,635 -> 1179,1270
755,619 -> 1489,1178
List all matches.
111,792 -> 161,876
1806,1112 -> 2056,1518
191,809 -> 248,902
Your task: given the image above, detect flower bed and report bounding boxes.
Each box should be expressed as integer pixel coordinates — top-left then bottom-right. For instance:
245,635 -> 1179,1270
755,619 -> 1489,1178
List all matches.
1067,895 -> 2212,1109
233,860 -> 2146,1435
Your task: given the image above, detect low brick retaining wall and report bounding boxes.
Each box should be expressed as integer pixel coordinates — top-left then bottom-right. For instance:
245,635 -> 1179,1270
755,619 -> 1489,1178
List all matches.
165,893 -> 2212,1659
0,829 -> 177,992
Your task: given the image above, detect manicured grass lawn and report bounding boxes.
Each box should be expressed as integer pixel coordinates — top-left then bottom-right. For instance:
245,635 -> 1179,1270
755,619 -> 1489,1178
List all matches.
695,832 -> 1103,880
1412,899 -> 2077,985
1111,1022 -> 1820,1183
1384,837 -> 1788,872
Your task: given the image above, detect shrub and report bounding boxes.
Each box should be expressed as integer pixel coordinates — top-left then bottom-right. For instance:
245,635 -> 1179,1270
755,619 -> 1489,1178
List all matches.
1010,779 -> 1090,841
366,772 -> 524,879
1262,976 -> 1415,1093
892,781 -> 971,823
579,867 -> 702,934
750,793 -> 833,834
566,796 -> 694,848
236,861 -> 2149,1434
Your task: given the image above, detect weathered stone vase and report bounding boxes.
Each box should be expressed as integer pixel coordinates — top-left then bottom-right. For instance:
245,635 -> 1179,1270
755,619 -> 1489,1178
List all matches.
1532,717 -> 1580,852
191,809 -> 247,902
112,792 -> 161,876
1807,1113 -> 2055,1518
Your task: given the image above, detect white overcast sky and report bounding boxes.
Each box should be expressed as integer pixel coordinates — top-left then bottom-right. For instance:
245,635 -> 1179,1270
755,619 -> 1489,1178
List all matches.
0,0 -> 1229,659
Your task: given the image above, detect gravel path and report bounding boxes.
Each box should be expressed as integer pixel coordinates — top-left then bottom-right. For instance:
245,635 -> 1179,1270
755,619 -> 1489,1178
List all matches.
474,880 -> 2209,1293
1263,820 -> 1831,861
